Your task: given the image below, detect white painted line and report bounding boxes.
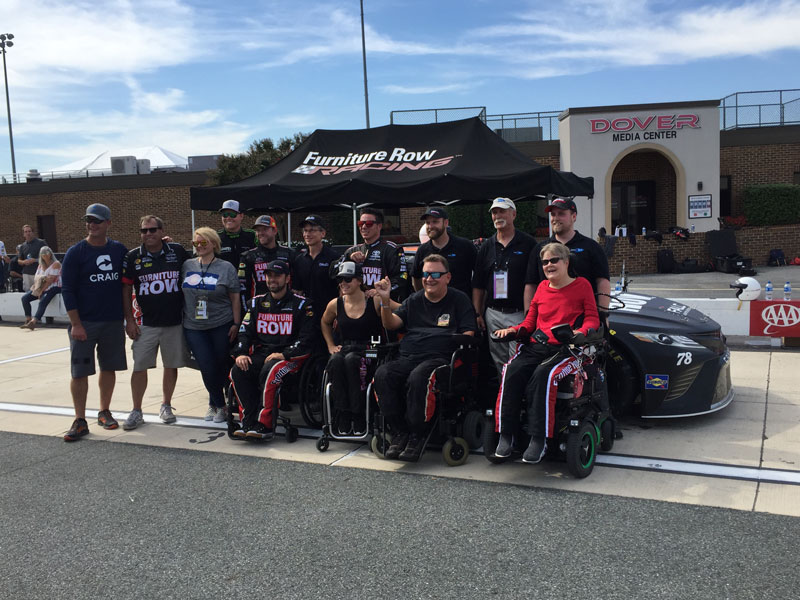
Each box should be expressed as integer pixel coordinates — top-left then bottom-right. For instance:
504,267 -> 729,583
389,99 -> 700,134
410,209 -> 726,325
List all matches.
0,347 -> 69,364
330,445 -> 368,466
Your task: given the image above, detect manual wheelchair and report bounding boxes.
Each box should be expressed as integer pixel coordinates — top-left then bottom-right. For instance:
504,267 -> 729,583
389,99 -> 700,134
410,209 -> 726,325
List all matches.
483,324 -> 615,478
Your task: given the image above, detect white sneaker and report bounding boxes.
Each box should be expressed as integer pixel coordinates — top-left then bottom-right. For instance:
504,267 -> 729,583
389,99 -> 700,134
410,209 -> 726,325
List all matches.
160,404 -> 177,424
204,406 -> 217,421
213,406 -> 228,423
122,409 -> 144,431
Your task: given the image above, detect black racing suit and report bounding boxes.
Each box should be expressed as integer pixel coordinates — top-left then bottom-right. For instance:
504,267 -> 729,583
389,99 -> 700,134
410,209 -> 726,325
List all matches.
230,291 -> 315,430
330,238 -> 409,302
217,228 -> 257,271
238,244 -> 298,305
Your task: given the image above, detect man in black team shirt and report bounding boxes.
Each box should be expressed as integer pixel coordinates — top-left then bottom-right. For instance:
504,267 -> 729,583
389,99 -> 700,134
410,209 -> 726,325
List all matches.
330,208 -> 408,302
217,199 -> 257,270
238,214 -> 297,305
411,206 -> 477,298
372,254 -> 477,462
121,215 -> 190,430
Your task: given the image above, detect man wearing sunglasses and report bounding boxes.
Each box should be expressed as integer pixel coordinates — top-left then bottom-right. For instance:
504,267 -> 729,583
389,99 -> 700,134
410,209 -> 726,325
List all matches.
523,197 -> 611,320
330,208 -> 408,302
238,214 -> 297,304
120,215 -> 190,430
372,254 -> 477,462
217,199 -> 257,270
61,203 -> 129,441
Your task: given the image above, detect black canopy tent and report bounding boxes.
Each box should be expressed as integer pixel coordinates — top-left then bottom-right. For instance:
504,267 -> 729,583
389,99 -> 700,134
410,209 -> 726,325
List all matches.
190,117 -> 593,241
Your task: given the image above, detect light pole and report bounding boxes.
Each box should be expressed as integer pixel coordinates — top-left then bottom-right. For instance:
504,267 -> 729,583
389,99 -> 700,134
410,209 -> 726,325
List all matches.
0,33 -> 16,183
360,0 -> 370,128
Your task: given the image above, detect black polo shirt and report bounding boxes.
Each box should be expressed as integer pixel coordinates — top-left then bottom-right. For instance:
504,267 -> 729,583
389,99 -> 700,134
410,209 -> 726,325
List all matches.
411,234 -> 477,298
472,230 -> 536,312
122,242 -> 190,327
525,230 -> 610,294
292,244 -> 341,320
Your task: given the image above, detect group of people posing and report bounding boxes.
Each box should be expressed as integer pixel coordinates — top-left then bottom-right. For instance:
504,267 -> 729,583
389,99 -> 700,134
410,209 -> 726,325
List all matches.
59,195 -> 610,465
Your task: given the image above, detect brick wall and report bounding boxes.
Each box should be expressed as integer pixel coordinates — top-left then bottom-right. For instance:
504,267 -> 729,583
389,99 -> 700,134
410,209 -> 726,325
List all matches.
720,142 -> 800,215
610,151 -> 677,232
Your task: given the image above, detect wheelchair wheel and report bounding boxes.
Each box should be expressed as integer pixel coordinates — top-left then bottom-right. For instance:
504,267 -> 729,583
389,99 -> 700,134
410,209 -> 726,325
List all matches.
285,425 -> 299,444
370,434 -> 389,459
225,383 -> 240,440
566,421 -> 597,478
481,416 -> 507,464
316,437 -> 329,452
298,356 -> 325,429
443,437 -> 469,467
600,418 -> 615,452
462,410 -> 484,450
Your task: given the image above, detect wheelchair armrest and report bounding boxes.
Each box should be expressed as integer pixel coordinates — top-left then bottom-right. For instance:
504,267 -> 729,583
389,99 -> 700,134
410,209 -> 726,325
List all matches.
452,333 -> 480,349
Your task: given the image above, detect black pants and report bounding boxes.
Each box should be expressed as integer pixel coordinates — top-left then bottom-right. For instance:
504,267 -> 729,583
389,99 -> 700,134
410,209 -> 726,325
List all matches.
495,343 -> 559,438
373,356 -> 448,434
326,351 -> 375,415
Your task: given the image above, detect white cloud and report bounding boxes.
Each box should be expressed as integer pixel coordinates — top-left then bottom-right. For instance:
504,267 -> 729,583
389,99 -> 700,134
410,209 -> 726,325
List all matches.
381,83 -> 471,95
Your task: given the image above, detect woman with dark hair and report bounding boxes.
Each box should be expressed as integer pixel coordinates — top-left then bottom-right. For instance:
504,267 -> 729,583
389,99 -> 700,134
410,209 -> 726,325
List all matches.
20,246 -> 61,330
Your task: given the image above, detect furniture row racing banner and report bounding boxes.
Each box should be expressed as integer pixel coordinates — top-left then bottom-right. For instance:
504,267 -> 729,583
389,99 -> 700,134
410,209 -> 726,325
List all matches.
749,300 -> 800,337
189,117 -> 594,212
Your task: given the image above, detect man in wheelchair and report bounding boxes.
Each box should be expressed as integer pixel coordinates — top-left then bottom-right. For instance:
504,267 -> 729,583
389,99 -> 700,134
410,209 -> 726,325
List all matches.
372,254 -> 477,461
492,242 -> 600,463
229,260 -> 316,440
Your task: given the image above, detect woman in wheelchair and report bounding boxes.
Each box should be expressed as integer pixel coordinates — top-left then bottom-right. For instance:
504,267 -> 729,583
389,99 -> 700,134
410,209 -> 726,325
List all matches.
492,242 -> 599,463
320,261 -> 385,435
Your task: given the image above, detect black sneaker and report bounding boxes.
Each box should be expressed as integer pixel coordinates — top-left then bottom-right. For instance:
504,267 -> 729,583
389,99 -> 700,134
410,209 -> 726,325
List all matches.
384,431 -> 409,460
398,433 -> 426,462
335,411 -> 352,435
64,418 -> 89,442
97,409 -> 119,430
495,433 -> 514,458
522,438 -> 547,464
352,414 -> 367,436
245,425 -> 274,441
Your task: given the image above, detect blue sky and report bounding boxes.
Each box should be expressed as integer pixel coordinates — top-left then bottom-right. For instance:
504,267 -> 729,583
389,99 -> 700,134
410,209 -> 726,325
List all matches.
1,0 -> 799,173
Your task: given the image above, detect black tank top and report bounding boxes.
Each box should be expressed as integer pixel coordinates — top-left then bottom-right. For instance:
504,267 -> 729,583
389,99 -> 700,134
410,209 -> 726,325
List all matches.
337,296 -> 384,345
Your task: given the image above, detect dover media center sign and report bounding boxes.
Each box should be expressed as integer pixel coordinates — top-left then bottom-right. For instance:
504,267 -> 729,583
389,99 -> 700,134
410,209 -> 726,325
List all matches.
589,114 -> 700,142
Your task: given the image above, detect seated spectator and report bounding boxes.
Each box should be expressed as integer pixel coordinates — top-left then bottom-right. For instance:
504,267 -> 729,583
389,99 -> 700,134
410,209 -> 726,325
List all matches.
492,242 -> 600,464
9,245 -> 23,292
320,261 -> 385,435
372,254 -> 477,462
20,246 -> 61,330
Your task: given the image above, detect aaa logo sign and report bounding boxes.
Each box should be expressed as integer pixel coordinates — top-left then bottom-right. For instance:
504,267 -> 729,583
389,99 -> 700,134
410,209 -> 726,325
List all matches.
749,301 -> 800,336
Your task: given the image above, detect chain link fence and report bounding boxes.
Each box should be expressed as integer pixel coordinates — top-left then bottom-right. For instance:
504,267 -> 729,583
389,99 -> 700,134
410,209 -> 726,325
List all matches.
720,89 -> 800,130
390,106 -> 486,125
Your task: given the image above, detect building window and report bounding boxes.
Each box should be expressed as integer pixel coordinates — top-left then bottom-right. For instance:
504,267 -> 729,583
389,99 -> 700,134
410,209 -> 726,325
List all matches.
611,181 -> 655,232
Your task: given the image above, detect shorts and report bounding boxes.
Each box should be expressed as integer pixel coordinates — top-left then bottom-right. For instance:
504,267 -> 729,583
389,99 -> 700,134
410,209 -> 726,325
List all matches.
69,320 -> 127,378
132,324 -> 187,371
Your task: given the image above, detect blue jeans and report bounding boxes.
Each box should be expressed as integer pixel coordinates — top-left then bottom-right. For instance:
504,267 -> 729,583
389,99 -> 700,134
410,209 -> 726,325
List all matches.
184,323 -> 233,408
22,286 -> 61,320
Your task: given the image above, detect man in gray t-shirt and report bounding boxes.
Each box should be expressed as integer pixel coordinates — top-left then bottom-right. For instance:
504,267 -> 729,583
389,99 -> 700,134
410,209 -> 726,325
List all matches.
18,224 -> 46,292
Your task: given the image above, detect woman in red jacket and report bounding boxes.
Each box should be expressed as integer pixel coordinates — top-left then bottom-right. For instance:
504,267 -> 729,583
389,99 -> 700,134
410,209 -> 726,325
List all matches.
492,242 -> 600,464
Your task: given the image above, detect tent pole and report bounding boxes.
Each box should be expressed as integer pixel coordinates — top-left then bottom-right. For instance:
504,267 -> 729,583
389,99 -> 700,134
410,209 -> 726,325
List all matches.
191,210 -> 195,238
352,203 -> 358,246
287,212 -> 292,245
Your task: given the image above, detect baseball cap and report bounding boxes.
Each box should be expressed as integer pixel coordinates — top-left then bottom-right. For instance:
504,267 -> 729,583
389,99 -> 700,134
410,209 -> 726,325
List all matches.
85,203 -> 111,221
264,260 -> 290,275
253,215 -> 278,228
545,197 -> 577,213
489,197 -> 516,212
220,199 -> 241,213
300,214 -> 326,229
336,261 -> 363,280
420,207 -> 449,220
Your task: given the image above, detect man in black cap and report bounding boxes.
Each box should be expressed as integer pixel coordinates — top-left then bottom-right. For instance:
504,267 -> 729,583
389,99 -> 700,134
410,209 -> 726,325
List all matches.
217,199 -> 257,271
238,214 -> 297,304
411,206 -> 477,298
524,197 -> 611,317
229,260 -> 315,440
292,214 -> 340,336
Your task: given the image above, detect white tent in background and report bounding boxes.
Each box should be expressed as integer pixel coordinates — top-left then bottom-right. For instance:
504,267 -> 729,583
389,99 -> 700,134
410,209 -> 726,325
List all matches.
51,146 -> 188,174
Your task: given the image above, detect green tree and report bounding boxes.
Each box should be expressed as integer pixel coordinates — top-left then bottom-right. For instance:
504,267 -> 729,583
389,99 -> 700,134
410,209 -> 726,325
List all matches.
209,132 -> 310,185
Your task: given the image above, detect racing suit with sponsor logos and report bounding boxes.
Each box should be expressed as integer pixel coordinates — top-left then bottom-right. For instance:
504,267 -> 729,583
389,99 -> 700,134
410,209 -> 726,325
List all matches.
122,242 -> 188,326
330,238 -> 409,302
229,291 -> 314,430
237,244 -> 298,304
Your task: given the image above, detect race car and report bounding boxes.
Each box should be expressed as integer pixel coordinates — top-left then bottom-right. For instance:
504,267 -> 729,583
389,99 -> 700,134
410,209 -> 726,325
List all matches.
605,291 -> 733,418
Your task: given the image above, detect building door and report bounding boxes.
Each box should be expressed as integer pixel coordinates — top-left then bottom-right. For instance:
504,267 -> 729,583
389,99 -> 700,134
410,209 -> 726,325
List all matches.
37,215 -> 58,252
719,176 -> 731,217
611,180 -> 655,232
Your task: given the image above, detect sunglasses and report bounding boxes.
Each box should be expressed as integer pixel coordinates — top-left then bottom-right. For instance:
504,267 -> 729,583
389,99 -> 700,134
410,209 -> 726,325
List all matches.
85,217 -> 105,224
338,276 -> 356,284
140,227 -> 161,234
357,220 -> 377,228
221,211 -> 239,218
422,271 -> 448,279
541,257 -> 562,266
192,240 -> 209,248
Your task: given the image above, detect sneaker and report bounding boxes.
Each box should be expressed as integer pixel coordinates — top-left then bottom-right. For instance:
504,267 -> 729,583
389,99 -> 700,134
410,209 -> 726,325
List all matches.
204,406 -> 217,421
122,409 -> 144,430
335,411 -> 352,435
64,418 -> 89,442
398,433 -> 426,462
159,404 -> 177,424
522,438 -> 547,464
245,424 -> 274,441
352,414 -> 367,436
213,406 -> 228,423
232,428 -> 248,440
384,431 -> 409,460
97,409 -> 119,430
495,433 -> 514,458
